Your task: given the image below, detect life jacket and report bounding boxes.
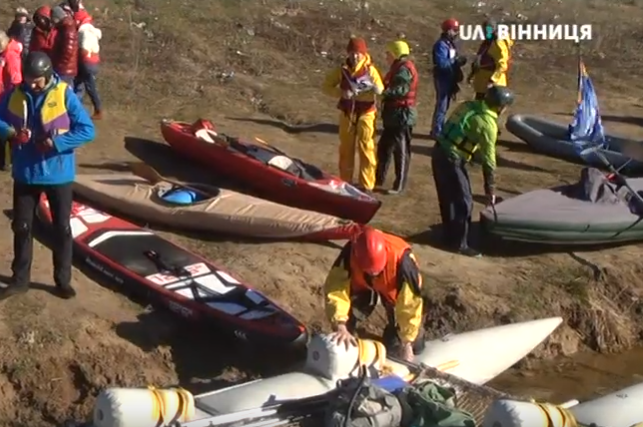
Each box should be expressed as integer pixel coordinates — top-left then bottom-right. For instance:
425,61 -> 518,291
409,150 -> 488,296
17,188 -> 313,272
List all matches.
349,233 -> 416,305
476,38 -> 512,71
383,57 -> 418,108
439,101 -> 497,162
6,81 -> 70,139
337,59 -> 376,115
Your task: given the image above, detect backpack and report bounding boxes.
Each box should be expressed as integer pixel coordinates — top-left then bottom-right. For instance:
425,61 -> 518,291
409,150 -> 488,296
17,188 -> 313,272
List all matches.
325,376 -> 403,427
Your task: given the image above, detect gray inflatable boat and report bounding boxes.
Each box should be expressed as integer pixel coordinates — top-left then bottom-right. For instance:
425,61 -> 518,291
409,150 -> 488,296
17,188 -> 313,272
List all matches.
505,114 -> 643,172
481,167 -> 643,244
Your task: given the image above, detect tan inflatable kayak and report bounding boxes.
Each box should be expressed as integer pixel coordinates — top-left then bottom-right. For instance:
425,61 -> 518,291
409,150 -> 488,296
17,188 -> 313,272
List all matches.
73,174 -> 362,240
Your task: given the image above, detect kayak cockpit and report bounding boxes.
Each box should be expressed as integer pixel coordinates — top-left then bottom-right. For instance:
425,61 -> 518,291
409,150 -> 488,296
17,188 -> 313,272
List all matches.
194,128 -> 325,181
154,182 -> 220,206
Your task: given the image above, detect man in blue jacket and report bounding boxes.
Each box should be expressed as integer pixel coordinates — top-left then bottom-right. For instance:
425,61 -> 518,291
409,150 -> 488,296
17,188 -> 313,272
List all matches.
431,19 -> 467,138
0,52 -> 95,300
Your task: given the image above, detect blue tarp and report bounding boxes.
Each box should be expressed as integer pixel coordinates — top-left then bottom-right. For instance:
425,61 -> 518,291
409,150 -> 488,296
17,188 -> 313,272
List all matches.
568,59 -> 606,154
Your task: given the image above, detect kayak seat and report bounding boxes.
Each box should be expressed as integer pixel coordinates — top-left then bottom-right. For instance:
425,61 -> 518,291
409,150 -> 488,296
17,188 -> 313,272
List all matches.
267,155 -> 295,172
195,129 -> 218,143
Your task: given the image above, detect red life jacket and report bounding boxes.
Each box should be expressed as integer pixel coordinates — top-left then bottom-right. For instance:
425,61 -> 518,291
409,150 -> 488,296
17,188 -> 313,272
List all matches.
383,58 -> 418,108
337,60 -> 376,115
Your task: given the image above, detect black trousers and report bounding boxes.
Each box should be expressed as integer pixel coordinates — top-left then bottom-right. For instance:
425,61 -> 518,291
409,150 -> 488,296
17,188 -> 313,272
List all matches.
346,289 -> 426,355
375,126 -> 413,192
12,182 -> 73,287
431,144 -> 473,250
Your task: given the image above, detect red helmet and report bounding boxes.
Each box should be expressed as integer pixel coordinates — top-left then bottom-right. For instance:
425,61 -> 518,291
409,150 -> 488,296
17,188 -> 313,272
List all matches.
441,19 -> 459,32
352,228 -> 387,275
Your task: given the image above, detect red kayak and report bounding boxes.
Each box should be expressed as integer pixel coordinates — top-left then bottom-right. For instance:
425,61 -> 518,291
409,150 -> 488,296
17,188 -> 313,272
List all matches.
37,196 -> 307,348
160,119 -> 382,224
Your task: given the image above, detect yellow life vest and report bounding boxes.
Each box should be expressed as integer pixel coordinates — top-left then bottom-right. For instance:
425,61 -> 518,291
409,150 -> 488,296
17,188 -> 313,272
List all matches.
6,81 -> 70,138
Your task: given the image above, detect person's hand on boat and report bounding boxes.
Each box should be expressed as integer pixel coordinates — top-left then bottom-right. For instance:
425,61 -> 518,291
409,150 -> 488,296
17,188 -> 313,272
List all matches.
332,323 -> 357,349
400,342 -> 414,362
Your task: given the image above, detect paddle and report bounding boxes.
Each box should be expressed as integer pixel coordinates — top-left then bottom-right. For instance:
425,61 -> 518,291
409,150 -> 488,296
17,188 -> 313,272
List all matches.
580,146 -> 643,206
129,162 -> 213,197
254,136 -> 289,156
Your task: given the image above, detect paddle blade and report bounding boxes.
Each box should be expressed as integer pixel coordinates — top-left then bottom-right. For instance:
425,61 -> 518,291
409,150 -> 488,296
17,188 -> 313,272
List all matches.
129,162 -> 163,184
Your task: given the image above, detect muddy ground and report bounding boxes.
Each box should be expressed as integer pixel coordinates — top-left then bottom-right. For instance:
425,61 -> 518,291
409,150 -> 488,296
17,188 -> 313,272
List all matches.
1,0 -> 643,425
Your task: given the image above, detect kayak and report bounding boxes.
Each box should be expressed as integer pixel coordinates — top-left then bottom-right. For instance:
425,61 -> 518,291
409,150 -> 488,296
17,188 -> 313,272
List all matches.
481,167 -> 643,244
37,196 -> 307,348
92,317 -> 563,427
485,381 -> 643,427
160,119 -> 382,224
73,174 -> 362,241
506,114 -> 643,173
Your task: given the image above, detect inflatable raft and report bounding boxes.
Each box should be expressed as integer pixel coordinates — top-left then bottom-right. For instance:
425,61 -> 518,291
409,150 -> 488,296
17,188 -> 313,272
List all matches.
484,381 -> 643,427
506,114 -> 643,173
481,167 -> 643,244
73,174 -> 362,241
160,119 -> 382,224
92,317 -> 563,427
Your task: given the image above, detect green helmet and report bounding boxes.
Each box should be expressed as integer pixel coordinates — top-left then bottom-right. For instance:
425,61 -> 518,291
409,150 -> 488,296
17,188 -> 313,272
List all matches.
484,85 -> 514,108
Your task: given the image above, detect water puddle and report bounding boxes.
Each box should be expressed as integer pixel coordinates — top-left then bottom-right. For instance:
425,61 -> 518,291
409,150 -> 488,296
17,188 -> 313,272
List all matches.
490,347 -> 643,402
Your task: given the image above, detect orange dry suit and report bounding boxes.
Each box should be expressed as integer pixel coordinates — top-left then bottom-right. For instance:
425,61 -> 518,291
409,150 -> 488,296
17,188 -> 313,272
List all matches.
322,54 -> 384,190
471,37 -> 514,96
324,232 -> 424,344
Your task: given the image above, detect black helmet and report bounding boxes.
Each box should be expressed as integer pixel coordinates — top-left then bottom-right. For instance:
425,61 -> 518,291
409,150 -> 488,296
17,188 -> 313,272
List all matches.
483,16 -> 498,29
23,52 -> 53,79
484,85 -> 514,108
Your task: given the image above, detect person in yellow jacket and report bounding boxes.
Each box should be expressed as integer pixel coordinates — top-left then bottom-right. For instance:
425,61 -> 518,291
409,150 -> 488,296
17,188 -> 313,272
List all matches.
322,37 -> 384,191
324,227 -> 425,362
468,17 -> 514,99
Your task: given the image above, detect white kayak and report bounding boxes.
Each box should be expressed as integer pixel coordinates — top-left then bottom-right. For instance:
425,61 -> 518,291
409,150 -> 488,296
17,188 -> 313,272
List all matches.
484,381 -> 643,427
93,317 -> 562,427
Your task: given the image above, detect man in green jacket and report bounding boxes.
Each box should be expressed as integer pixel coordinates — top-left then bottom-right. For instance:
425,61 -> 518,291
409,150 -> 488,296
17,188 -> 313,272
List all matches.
375,40 -> 418,195
431,85 -> 514,257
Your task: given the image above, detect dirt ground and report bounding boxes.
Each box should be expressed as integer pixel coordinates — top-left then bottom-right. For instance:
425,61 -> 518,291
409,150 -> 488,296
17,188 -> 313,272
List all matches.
1,0 -> 643,425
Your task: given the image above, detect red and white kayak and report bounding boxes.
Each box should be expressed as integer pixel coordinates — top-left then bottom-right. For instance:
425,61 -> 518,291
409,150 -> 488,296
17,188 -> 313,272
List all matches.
37,195 -> 307,348
160,119 -> 382,224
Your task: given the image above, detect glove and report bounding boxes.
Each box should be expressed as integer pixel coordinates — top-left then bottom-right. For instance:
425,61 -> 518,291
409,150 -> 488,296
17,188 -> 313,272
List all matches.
9,128 -> 31,147
342,90 -> 354,99
36,137 -> 55,154
455,56 -> 467,66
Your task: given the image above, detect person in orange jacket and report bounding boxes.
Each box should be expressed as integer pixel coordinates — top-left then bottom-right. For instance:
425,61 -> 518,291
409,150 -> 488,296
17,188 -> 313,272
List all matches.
322,37 -> 384,192
468,17 -> 514,99
323,227 -> 425,361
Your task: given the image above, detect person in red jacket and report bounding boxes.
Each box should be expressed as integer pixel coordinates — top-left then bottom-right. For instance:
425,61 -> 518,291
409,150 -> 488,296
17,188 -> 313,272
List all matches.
50,6 -> 78,84
29,6 -> 56,58
0,31 -> 23,94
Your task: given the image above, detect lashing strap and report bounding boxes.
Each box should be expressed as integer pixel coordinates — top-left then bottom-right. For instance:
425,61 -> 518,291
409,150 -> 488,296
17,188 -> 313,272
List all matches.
533,400 -> 578,427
